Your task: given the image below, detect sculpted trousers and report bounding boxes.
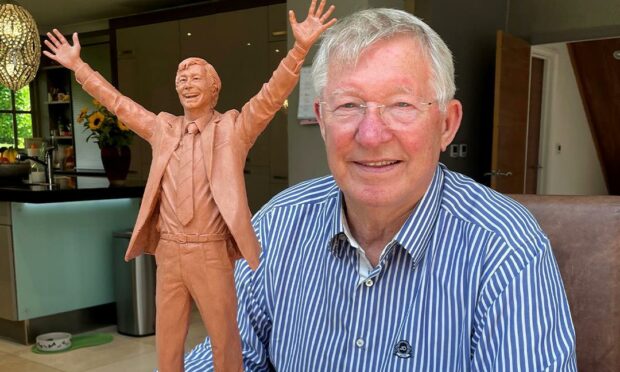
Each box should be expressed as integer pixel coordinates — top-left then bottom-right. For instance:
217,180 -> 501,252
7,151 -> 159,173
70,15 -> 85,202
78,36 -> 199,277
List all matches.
155,235 -> 243,372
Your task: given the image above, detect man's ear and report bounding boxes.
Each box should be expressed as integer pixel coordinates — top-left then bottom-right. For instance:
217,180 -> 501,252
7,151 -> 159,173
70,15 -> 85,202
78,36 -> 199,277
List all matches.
210,85 -> 219,108
313,100 -> 326,140
439,99 -> 462,152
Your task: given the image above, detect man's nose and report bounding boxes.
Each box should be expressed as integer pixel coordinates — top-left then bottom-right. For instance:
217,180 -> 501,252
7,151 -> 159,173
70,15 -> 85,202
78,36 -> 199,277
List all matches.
354,106 -> 393,146
177,80 -> 192,89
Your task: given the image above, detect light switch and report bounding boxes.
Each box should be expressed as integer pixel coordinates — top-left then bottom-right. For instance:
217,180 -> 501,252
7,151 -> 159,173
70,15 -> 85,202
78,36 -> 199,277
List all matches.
459,144 -> 468,158
449,144 -> 459,158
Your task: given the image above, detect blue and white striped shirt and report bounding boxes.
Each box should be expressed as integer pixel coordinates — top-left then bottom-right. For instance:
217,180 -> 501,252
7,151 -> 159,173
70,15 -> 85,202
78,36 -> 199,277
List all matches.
185,164 -> 576,371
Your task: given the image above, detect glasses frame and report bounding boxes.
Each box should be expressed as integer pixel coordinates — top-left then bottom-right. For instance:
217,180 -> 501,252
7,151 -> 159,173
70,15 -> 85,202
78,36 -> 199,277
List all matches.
318,98 -> 435,128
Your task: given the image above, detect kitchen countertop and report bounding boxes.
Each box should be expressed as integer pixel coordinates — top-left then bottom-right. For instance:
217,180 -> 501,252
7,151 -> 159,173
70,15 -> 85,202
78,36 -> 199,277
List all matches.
0,176 -> 145,203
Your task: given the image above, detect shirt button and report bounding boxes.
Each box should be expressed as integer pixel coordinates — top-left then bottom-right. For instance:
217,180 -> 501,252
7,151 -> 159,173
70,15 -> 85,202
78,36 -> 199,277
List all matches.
355,338 -> 365,348
364,278 -> 374,287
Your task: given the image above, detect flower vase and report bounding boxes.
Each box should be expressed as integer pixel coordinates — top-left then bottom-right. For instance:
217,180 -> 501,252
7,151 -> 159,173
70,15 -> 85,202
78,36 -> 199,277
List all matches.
100,146 -> 131,186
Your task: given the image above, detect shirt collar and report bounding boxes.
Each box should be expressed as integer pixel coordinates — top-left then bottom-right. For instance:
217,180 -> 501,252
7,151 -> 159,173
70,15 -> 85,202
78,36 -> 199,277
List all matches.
327,164 -> 445,267
184,110 -> 217,133
340,207 -> 361,250
393,164 -> 444,266
326,190 -> 346,256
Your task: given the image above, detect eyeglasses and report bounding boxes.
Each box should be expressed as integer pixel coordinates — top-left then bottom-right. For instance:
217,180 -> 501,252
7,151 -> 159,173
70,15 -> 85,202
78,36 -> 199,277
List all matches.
318,98 -> 435,128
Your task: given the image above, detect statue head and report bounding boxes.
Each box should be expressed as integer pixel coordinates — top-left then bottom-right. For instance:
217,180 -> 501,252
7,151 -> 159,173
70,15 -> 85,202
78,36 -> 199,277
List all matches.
175,57 -> 221,111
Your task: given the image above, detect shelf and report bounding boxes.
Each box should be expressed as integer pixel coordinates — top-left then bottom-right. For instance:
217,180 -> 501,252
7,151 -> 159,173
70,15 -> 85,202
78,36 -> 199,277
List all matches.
47,101 -> 71,105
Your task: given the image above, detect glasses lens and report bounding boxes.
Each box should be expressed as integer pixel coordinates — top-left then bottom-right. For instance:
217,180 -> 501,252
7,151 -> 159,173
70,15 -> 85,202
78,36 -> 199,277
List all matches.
322,99 -> 433,128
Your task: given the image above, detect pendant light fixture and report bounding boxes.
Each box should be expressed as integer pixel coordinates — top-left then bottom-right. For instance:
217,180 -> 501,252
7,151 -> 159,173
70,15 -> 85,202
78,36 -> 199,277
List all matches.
0,1 -> 40,91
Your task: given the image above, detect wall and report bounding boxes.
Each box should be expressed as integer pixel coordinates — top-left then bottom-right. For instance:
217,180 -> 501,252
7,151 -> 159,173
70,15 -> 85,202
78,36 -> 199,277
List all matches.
507,0 -> 620,44
534,43 -> 608,195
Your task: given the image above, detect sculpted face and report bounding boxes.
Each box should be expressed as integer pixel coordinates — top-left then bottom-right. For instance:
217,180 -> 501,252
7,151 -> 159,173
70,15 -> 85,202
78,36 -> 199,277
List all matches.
175,64 -> 215,111
314,35 -> 462,213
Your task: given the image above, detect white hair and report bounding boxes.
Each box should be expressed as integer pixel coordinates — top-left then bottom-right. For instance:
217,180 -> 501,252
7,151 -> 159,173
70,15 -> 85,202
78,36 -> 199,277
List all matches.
311,8 -> 456,111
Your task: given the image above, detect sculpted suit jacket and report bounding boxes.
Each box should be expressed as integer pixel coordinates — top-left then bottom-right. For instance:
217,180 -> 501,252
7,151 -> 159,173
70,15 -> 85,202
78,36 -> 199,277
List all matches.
74,45 -> 306,270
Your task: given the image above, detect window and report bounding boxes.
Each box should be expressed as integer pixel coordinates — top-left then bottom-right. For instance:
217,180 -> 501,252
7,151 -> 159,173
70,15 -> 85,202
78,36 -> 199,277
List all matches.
0,85 -> 34,149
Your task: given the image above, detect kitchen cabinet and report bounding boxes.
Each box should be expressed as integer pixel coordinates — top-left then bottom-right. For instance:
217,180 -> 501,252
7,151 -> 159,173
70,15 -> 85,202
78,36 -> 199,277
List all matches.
116,20 -> 181,181
0,202 -> 17,321
44,67 -> 74,137
0,180 -> 143,343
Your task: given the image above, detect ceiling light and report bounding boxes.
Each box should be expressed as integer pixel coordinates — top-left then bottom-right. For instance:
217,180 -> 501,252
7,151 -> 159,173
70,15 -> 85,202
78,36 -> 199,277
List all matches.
0,2 -> 41,91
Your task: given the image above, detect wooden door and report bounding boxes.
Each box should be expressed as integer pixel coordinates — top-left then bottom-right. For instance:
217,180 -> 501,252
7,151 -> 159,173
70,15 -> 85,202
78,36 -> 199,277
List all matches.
525,57 -> 544,194
490,31 -> 531,193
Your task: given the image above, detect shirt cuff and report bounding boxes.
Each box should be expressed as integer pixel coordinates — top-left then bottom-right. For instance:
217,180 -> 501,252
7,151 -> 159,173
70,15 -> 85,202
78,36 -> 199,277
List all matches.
74,62 -> 91,84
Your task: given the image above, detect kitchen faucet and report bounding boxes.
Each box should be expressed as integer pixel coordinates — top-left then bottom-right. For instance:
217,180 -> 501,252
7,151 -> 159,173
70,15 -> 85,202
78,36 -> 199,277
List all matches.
17,146 -> 55,185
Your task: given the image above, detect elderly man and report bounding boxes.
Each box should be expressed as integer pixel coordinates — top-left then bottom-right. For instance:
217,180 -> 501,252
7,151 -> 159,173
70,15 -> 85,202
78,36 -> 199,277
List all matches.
185,8 -> 576,372
43,1 -> 335,371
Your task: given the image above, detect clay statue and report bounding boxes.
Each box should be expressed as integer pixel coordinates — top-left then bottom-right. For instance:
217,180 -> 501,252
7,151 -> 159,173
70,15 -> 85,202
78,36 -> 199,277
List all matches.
43,1 -> 335,370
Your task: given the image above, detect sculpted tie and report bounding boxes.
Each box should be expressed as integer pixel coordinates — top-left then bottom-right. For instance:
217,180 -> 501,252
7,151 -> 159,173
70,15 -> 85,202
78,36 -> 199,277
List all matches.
176,122 -> 198,225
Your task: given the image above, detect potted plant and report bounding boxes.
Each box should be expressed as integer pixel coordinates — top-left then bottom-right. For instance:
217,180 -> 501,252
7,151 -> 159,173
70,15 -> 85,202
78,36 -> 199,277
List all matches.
78,100 -> 134,185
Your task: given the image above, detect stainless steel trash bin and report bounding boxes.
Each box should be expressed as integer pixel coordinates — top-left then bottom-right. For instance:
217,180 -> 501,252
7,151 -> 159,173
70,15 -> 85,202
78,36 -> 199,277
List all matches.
113,230 -> 156,336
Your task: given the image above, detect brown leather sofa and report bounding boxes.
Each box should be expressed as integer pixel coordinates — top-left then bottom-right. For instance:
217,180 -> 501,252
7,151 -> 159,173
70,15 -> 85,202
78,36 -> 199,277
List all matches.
510,194 -> 620,371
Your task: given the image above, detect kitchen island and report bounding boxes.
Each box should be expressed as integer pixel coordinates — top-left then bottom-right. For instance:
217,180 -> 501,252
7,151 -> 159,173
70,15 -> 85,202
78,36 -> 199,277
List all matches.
0,176 -> 145,343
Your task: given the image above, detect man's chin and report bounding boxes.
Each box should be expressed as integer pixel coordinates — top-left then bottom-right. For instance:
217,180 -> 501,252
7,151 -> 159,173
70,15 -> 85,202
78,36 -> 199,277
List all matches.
181,101 -> 200,110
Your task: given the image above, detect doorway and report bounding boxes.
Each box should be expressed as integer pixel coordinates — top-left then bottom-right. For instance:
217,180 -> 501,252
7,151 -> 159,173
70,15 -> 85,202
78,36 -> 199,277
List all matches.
491,31 -> 609,195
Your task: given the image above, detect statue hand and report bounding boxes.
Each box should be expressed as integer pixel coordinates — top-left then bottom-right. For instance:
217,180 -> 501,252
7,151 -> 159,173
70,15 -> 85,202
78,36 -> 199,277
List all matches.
42,29 -> 83,71
289,0 -> 337,51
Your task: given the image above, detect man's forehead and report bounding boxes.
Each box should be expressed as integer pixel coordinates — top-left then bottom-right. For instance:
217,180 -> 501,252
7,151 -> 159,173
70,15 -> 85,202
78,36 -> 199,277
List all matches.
330,86 -> 416,97
327,36 -> 428,72
324,65 -> 431,98
176,64 -> 205,77
323,46 -> 433,96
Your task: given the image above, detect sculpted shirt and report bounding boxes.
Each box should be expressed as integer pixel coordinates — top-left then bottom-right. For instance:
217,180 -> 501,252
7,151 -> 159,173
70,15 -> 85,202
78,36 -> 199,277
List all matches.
158,116 -> 227,235
184,164 -> 577,371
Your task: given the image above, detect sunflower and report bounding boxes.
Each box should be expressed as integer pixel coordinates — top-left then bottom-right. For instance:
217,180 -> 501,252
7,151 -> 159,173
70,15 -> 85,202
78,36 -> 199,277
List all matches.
88,112 -> 105,130
117,120 -> 129,131
78,107 -> 88,122
80,104 -> 134,148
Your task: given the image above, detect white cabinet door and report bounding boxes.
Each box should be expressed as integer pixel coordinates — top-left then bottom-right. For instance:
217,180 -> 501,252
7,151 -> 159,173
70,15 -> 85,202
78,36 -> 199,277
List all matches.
116,21 -> 182,180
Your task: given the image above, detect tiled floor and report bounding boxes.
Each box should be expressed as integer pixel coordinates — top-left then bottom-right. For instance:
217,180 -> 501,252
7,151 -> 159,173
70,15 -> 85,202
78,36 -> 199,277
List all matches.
0,309 -> 208,372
